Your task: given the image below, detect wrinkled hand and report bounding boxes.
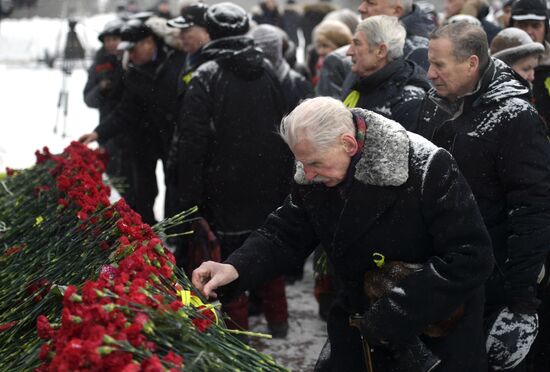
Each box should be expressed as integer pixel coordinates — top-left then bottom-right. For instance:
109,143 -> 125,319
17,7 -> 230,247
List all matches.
486,306 -> 538,370
78,131 -> 99,145
192,261 -> 238,300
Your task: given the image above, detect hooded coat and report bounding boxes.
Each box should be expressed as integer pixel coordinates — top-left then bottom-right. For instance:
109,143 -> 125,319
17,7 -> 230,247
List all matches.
176,36 -> 293,234
415,59 -> 550,315
224,108 -> 493,371
341,58 -> 431,130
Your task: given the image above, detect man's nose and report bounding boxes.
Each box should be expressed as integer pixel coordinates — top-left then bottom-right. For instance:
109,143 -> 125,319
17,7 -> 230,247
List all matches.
427,64 -> 437,80
304,167 -> 317,181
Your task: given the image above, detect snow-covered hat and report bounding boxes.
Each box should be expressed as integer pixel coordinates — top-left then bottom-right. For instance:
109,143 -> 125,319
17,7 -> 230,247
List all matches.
117,19 -> 155,50
205,2 -> 250,40
490,27 -> 544,65
167,3 -> 209,30
98,19 -> 124,42
511,0 -> 548,21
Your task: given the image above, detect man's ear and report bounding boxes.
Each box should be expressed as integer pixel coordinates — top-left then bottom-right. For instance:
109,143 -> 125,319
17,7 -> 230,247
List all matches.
393,3 -> 405,17
468,55 -> 480,73
377,43 -> 389,60
341,133 -> 359,156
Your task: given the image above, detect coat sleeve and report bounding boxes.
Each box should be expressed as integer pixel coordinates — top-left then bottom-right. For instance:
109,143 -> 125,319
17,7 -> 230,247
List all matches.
93,80 -> 142,142
498,107 -> 550,313
83,64 -> 103,109
362,149 -> 494,344
317,50 -> 351,99
390,86 -> 426,132
223,187 -> 320,295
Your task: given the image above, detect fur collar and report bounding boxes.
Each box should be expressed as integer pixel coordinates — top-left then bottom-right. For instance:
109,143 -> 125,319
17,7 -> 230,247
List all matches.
294,108 -> 410,187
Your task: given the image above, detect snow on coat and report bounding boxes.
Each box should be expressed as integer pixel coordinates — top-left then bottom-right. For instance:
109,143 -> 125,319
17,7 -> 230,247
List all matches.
225,108 -> 494,372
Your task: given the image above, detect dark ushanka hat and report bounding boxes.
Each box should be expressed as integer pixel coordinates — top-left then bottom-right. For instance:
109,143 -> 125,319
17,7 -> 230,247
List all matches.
204,2 -> 250,40
511,0 -> 548,21
117,19 -> 154,50
98,19 -> 124,42
491,27 -> 544,65
167,3 -> 209,30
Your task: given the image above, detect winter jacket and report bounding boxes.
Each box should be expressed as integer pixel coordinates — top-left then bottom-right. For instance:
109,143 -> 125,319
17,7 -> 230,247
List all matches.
83,49 -> 124,122
301,2 -> 337,46
399,4 -> 434,71
278,61 -> 314,113
94,43 -> 186,158
176,36 -> 293,234
533,42 -> 550,126
251,2 -> 282,27
341,58 -> 431,130
317,45 -> 352,98
281,3 -> 302,45
225,108 -> 494,372
415,59 -> 550,315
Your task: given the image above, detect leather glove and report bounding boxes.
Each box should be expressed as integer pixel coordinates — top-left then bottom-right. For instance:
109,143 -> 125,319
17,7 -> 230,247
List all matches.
486,306 -> 538,371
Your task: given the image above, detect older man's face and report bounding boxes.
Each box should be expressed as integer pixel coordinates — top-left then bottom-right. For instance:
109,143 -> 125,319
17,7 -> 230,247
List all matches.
347,30 -> 385,77
357,0 -> 400,19
292,139 -> 352,187
427,37 -> 477,101
514,20 -> 546,43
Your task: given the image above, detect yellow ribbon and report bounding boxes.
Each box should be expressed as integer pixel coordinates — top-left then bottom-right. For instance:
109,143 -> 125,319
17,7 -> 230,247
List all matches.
343,90 -> 360,108
177,289 -> 220,325
545,77 -> 550,96
182,71 -> 193,85
373,253 -> 385,268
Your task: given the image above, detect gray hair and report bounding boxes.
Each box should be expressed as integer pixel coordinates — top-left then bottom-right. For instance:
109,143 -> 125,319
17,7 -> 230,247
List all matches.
430,22 -> 490,72
279,97 -> 354,151
356,16 -> 406,61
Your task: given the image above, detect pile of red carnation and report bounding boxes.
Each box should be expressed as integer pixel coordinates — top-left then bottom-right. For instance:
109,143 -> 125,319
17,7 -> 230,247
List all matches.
0,143 -> 286,371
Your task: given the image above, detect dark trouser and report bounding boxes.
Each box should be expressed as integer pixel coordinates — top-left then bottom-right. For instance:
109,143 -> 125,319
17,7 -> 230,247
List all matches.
219,232 -> 288,331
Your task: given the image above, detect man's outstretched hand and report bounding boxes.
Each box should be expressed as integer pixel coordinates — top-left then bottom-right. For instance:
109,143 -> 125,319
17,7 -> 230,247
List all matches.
192,261 -> 239,300
78,131 -> 99,145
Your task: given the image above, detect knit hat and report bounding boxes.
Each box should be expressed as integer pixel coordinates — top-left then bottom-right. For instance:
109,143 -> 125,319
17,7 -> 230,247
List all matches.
98,19 -> 124,42
511,0 -> 548,21
313,20 -> 353,49
251,24 -> 283,66
490,27 -> 544,65
445,14 -> 482,25
205,2 -> 250,40
167,3 -> 209,29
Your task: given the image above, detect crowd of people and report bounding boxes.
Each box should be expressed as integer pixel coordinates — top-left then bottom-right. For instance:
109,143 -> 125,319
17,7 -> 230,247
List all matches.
78,0 -> 550,371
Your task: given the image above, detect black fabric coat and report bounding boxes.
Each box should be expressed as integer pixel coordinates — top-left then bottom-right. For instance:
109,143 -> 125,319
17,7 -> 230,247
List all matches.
279,63 -> 314,113
341,58 -> 431,130
94,43 -> 186,158
177,36 -> 293,234
225,109 -> 494,372
400,4 -> 434,71
415,59 -> 550,315
83,49 -> 125,122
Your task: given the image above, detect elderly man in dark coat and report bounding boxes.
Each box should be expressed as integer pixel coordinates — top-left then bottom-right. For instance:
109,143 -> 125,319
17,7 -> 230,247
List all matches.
416,21 -> 550,371
192,96 -> 494,372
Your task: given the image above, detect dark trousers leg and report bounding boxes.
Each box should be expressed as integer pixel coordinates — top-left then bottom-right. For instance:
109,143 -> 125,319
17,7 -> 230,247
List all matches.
128,149 -> 158,225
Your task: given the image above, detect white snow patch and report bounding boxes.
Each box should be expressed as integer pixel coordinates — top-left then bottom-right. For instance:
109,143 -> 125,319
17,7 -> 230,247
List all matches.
467,98 -> 530,138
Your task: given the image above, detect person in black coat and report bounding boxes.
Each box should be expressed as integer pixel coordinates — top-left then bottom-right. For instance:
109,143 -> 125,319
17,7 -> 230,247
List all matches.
416,22 -> 550,371
342,16 -> 430,130
83,19 -> 128,184
176,3 -> 294,335
192,97 -> 494,372
79,19 -> 186,225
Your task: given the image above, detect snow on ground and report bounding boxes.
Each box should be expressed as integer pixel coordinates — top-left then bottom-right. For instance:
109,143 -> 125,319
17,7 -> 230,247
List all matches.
0,16 -> 327,371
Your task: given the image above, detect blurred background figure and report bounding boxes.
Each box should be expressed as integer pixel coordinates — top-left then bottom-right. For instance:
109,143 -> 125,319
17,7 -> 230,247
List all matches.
461,0 -> 502,42
491,27 -> 544,84
252,0 -> 282,26
310,19 -> 352,87
281,0 -> 302,45
150,0 -> 172,19
83,19 -> 129,192
495,0 -> 515,27
301,0 -> 336,55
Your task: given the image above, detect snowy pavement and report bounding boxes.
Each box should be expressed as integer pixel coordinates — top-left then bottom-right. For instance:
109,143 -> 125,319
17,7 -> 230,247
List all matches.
0,63 -> 327,371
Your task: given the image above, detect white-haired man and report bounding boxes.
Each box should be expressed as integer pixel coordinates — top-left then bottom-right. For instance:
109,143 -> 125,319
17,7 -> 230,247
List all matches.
342,15 -> 430,130
192,97 -> 493,371
317,0 -> 433,98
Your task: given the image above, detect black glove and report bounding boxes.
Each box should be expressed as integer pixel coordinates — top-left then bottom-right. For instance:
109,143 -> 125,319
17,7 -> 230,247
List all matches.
486,306 -> 538,371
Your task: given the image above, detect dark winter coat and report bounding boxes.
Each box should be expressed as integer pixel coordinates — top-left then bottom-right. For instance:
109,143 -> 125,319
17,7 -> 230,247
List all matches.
533,44 -> 550,126
278,61 -> 314,113
400,4 -> 434,71
252,2 -> 282,27
225,108 -> 494,372
317,45 -> 352,99
83,49 -> 124,122
176,36 -> 293,234
415,59 -> 550,315
281,3 -> 302,45
341,58 -> 431,130
94,43 -> 186,158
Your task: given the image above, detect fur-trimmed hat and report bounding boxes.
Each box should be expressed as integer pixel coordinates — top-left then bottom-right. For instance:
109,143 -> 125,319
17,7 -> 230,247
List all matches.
205,2 -> 250,40
490,27 -> 544,65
